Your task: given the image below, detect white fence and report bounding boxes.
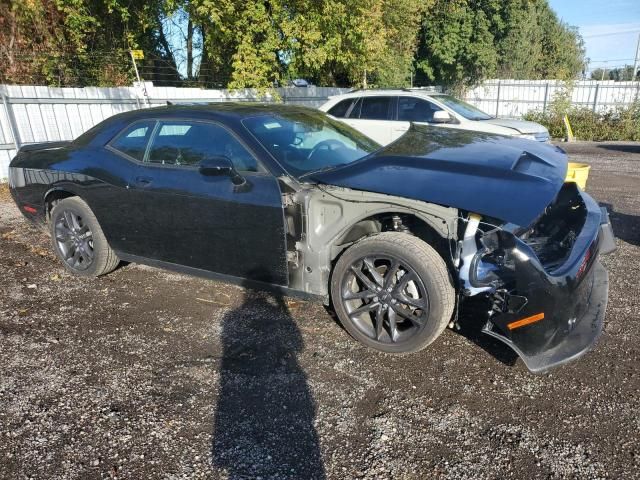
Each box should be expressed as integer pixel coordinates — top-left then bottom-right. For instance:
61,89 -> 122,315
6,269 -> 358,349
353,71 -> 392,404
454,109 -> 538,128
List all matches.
464,79 -> 640,119
0,83 -> 349,179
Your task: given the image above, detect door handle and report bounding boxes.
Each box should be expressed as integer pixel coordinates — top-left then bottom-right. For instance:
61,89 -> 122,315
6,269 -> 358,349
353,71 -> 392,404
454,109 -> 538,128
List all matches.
135,176 -> 153,187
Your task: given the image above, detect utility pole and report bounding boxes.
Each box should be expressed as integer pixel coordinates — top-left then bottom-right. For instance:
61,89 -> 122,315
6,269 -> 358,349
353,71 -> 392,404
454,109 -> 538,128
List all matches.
633,33 -> 640,80
130,50 -> 150,107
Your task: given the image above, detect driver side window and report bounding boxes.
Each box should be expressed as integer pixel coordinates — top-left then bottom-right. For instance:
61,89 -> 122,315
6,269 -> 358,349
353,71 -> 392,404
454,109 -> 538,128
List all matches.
147,121 -> 260,172
397,97 -> 443,122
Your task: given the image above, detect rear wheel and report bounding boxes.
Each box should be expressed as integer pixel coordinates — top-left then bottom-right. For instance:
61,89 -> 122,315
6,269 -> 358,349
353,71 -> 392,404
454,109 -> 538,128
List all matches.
49,197 -> 119,277
330,232 -> 455,354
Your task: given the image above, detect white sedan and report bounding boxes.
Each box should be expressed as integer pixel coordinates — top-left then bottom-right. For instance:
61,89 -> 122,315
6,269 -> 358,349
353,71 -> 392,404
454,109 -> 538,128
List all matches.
319,89 -> 550,146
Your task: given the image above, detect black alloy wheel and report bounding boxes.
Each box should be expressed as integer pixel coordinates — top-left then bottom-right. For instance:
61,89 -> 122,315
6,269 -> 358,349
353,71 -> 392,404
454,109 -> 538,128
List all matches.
49,197 -> 120,277
341,255 -> 430,344
331,232 -> 455,354
54,209 -> 95,271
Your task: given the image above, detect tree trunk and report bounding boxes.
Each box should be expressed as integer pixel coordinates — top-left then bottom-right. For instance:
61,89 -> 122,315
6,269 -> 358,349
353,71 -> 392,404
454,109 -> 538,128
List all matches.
157,16 -> 180,84
186,18 -> 194,80
200,25 -> 207,85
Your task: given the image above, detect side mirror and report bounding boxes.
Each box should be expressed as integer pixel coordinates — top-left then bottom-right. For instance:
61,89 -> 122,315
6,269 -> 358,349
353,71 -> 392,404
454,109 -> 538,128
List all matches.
199,156 -> 234,176
200,155 -> 248,188
431,110 -> 452,124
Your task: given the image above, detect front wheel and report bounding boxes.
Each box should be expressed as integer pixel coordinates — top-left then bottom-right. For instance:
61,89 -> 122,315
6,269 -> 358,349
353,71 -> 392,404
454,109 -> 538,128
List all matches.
330,232 -> 455,354
49,197 -> 120,277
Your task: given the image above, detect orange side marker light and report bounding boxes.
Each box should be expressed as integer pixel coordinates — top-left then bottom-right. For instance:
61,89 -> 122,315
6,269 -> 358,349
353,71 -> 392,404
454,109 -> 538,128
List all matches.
507,312 -> 545,331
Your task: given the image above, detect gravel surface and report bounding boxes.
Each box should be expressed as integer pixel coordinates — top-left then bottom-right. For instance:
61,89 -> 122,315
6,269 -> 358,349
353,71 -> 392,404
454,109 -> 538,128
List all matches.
0,141 -> 639,479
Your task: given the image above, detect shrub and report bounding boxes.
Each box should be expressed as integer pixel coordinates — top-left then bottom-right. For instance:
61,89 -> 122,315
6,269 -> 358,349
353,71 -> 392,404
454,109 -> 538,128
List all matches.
524,102 -> 640,142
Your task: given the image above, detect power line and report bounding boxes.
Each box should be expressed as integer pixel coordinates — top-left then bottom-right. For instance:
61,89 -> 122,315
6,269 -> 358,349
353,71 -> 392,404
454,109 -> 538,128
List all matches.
589,58 -> 635,63
582,29 -> 640,39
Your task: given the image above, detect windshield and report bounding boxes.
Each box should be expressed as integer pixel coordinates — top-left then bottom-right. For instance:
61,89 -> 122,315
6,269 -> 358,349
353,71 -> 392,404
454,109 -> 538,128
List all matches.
242,110 -> 380,178
435,95 -> 493,121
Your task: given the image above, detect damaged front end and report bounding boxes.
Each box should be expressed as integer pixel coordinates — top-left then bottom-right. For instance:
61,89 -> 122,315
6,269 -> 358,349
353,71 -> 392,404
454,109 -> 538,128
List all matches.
458,183 -> 616,373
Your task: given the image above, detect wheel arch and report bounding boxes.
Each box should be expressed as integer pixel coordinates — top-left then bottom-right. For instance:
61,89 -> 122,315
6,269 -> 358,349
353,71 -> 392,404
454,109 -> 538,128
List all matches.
328,210 -> 455,267
43,187 -> 80,221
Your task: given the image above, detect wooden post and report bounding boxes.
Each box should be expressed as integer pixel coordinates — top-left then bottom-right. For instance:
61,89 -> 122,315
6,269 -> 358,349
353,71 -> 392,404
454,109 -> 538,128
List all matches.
495,80 -> 501,117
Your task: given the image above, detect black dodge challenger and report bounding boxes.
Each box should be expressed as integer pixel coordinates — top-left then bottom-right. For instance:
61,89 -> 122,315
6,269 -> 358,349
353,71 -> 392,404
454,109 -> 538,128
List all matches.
8,103 -> 616,373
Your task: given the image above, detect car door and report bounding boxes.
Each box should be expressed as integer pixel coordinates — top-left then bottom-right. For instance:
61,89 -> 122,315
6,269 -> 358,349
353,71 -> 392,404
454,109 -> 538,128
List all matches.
342,96 -> 394,145
392,96 -> 448,142
125,119 -> 288,286
95,119 -> 157,254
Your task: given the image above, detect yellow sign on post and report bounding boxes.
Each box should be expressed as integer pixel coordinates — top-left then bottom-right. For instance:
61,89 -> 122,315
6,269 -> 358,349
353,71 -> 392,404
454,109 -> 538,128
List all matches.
131,50 -> 144,60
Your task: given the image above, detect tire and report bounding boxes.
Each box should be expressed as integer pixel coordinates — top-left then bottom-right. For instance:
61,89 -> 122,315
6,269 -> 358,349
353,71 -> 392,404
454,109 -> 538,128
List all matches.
49,197 -> 119,277
330,232 -> 455,354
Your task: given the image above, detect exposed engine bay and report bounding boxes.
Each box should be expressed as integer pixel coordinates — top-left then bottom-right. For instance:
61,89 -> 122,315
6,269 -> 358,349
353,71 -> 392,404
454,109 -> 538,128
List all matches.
459,182 -> 589,296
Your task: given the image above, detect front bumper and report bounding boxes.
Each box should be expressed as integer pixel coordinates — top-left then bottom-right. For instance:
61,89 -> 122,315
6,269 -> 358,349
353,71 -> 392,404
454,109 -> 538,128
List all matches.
482,190 -> 615,373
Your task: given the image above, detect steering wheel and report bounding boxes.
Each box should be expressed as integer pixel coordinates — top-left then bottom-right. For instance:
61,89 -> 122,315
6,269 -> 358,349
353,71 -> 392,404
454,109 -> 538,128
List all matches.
307,139 -> 345,160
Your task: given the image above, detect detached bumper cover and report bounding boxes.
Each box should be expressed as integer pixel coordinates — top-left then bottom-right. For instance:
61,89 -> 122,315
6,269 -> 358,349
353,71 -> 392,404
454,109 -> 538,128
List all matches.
484,261 -> 608,373
483,190 -> 615,373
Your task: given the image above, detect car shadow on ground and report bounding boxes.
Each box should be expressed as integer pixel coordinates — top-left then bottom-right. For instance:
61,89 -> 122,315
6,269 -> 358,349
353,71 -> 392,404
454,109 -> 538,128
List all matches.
454,297 -> 520,367
601,203 -> 640,247
211,278 -> 325,479
597,144 -> 640,155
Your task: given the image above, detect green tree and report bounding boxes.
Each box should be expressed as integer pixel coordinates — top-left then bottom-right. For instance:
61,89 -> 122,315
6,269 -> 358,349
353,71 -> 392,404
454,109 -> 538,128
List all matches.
0,0 -> 167,86
414,0 -> 585,88
415,0 -> 499,89
494,0 -> 543,78
190,0 -> 425,90
0,0 -> 587,89
534,1 -> 585,80
591,65 -> 639,81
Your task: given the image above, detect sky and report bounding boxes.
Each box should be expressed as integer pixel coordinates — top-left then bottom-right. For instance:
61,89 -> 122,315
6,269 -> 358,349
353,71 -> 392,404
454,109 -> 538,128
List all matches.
548,0 -> 640,73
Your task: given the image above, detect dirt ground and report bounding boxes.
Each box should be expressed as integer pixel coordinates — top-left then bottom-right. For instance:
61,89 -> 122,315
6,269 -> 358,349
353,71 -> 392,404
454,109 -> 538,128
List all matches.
0,142 -> 639,480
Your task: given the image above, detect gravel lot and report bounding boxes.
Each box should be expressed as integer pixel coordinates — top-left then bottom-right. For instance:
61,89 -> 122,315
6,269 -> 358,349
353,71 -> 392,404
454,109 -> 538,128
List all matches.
0,142 -> 639,480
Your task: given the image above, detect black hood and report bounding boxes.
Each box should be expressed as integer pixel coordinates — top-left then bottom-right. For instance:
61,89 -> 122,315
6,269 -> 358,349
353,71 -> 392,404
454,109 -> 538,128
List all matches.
311,126 -> 568,227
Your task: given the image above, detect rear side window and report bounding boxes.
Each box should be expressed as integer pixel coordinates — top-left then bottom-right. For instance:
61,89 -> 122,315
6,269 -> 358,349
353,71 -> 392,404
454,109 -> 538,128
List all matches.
110,121 -> 155,161
327,99 -> 354,118
147,120 -> 260,172
359,96 -> 393,120
397,97 -> 443,122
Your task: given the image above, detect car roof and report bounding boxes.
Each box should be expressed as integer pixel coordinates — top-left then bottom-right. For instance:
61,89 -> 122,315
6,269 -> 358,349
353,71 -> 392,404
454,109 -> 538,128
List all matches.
329,89 -> 445,100
106,102 -> 321,123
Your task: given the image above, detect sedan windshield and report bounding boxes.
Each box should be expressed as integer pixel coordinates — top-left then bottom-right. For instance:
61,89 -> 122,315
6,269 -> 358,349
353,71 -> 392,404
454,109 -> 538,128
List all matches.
242,110 -> 380,178
435,95 -> 493,121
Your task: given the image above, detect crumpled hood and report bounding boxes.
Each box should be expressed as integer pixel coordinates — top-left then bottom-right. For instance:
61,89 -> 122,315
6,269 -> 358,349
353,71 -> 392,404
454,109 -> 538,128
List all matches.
483,118 -> 548,134
311,125 -> 568,227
